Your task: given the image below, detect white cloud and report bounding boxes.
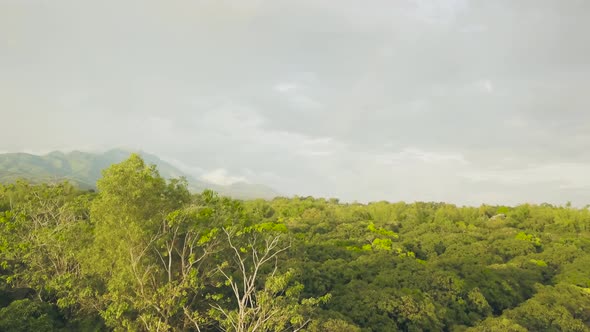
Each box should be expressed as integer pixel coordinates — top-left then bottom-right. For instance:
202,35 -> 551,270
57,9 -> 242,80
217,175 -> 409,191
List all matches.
274,80 -> 322,111
410,0 -> 468,24
274,82 -> 298,93
462,162 -> 590,189
2,1 -> 590,206
377,148 -> 468,165
160,156 -> 205,178
295,137 -> 338,157
200,168 -> 248,186
504,114 -> 528,128
146,115 -> 174,132
474,79 -> 494,94
291,94 -> 322,110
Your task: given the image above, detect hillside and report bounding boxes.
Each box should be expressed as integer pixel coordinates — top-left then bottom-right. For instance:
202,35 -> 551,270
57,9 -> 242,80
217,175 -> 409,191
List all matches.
0,149 -> 279,200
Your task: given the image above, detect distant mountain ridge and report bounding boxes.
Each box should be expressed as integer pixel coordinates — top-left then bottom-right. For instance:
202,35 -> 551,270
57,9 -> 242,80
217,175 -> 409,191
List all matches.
0,149 -> 280,200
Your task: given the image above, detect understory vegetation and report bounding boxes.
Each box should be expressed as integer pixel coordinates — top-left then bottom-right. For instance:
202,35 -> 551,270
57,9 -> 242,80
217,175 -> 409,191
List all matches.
1,155 -> 589,331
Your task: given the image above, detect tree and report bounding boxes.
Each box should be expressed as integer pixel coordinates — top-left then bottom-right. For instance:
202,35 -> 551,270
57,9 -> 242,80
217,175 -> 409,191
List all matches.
212,223 -> 329,332
85,154 -> 192,330
0,299 -> 62,332
0,181 -> 95,320
466,317 -> 527,332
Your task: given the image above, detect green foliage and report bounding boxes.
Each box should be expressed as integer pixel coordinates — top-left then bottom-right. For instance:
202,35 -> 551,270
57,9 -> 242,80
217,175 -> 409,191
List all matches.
1,155 -> 590,331
305,318 -> 361,332
466,317 -> 527,332
0,299 -> 63,332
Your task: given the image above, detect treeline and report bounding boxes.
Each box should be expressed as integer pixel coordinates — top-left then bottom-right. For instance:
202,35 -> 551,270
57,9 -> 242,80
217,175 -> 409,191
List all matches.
1,155 -> 589,331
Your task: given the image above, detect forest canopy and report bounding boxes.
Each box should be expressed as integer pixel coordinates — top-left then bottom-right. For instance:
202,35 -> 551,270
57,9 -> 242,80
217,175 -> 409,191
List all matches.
1,154 -> 589,331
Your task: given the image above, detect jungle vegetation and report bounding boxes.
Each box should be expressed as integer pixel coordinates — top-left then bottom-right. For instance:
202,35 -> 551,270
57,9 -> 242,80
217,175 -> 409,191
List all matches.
1,154 -> 589,331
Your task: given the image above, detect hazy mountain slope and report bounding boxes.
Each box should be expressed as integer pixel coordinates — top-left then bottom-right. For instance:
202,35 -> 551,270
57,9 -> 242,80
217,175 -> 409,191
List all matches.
0,149 -> 279,199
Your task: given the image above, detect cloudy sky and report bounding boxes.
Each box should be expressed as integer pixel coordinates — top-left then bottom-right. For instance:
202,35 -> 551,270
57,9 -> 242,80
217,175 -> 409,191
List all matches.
1,0 -> 590,206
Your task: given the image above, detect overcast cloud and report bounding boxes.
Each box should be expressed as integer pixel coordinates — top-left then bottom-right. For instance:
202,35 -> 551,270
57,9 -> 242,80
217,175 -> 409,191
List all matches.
2,0 -> 590,206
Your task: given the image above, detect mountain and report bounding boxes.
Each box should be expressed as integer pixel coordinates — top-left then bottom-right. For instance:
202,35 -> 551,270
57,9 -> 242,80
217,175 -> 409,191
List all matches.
0,149 -> 280,200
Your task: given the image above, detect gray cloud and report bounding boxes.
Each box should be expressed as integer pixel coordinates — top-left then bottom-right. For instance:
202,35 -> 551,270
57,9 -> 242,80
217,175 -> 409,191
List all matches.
1,0 -> 590,206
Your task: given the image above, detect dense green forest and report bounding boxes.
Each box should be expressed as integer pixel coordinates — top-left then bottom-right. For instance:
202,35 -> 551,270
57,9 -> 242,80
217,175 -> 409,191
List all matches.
1,155 -> 589,331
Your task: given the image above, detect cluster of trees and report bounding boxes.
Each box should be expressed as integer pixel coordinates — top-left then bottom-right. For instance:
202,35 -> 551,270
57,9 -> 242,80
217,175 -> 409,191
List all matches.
1,154 -> 590,331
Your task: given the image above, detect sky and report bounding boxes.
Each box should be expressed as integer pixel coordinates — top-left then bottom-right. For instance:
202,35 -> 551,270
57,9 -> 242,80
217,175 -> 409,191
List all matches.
1,0 -> 590,206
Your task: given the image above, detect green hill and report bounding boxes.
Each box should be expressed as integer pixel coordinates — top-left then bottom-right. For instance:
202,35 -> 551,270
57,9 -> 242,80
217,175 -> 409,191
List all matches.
0,149 -> 279,200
